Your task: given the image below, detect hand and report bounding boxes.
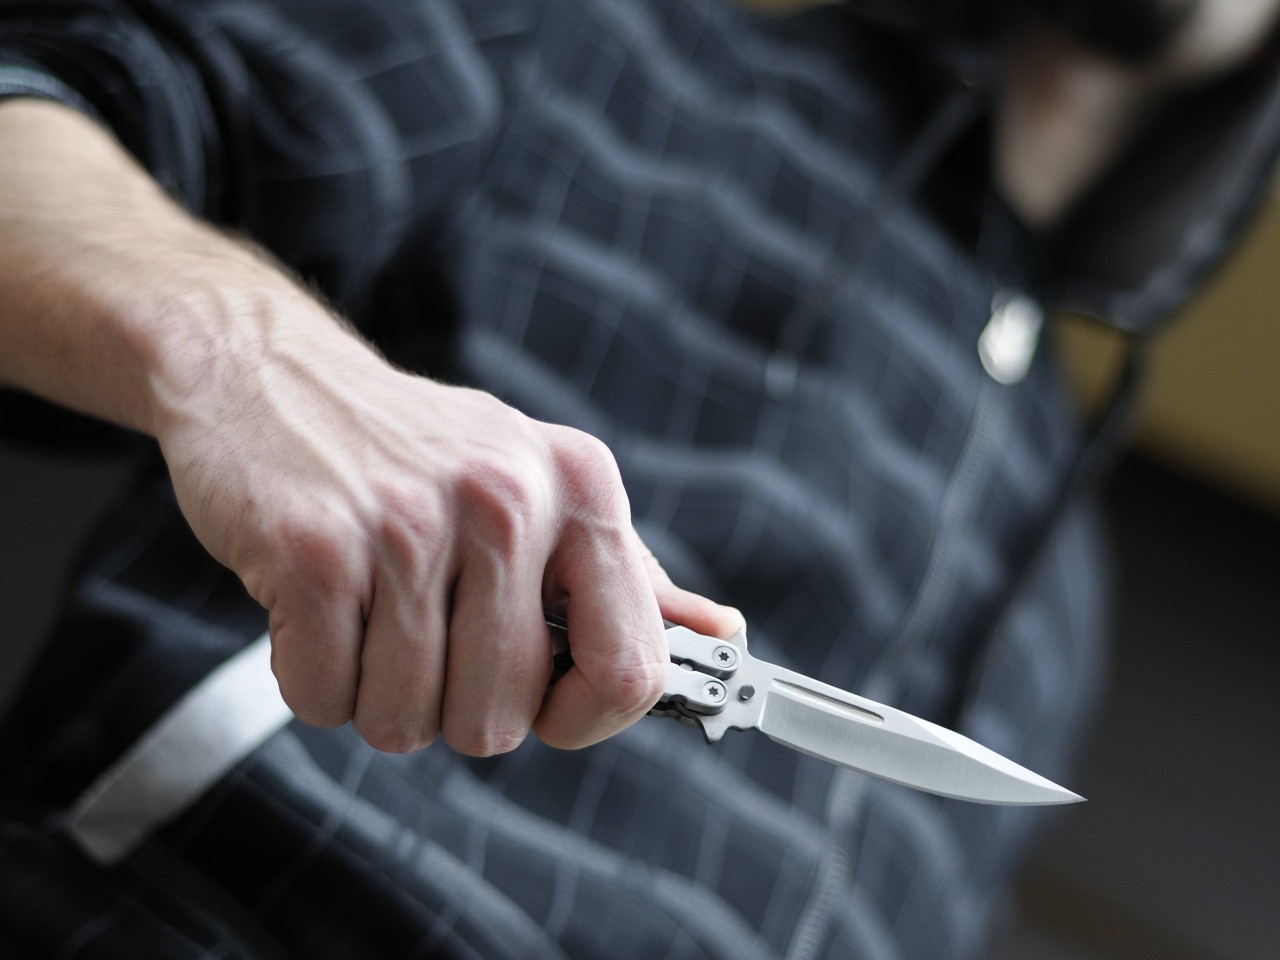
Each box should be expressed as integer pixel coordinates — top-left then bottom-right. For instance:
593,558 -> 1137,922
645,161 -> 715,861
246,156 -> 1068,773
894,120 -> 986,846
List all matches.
153,287 -> 742,755
0,99 -> 743,757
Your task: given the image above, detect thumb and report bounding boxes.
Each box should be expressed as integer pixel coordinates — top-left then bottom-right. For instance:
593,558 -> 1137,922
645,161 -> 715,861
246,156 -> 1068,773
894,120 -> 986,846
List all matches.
635,531 -> 745,640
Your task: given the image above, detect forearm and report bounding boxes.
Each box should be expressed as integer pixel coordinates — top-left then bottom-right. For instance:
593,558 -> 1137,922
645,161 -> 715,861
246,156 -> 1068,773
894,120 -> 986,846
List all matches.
0,98 -> 362,439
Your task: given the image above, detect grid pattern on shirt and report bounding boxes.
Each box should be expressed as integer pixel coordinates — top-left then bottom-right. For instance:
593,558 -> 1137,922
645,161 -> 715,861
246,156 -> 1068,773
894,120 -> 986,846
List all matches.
0,0 -> 1104,957
0,490 -> 1103,959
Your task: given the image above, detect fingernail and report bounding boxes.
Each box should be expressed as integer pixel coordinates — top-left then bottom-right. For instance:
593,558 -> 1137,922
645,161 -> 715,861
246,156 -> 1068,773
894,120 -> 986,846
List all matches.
720,605 -> 746,632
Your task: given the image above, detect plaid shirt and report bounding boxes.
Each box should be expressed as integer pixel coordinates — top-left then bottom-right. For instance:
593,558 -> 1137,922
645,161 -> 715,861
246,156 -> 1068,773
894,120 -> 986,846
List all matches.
0,0 -> 1164,956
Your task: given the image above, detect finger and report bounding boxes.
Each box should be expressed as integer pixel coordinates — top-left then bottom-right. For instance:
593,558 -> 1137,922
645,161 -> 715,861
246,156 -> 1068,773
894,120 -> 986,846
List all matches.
350,554 -> 450,753
439,550 -> 549,757
634,532 -> 745,640
534,523 -> 668,749
264,541 -> 365,729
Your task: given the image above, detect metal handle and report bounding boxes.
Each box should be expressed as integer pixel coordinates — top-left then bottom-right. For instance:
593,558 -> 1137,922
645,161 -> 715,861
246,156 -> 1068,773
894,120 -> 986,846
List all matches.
544,614 -> 739,716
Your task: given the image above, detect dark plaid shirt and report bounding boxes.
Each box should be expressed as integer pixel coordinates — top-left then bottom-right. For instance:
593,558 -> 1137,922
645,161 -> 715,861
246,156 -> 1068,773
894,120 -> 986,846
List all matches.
5,0 -> 1268,956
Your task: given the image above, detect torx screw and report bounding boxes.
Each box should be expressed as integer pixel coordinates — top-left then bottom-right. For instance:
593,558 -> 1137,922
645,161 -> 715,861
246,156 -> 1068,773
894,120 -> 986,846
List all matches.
702,680 -> 726,703
712,645 -> 738,669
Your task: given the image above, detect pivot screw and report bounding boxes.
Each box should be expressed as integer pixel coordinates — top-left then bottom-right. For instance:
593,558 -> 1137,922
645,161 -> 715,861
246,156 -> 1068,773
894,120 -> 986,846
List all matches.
712,645 -> 739,670
702,680 -> 726,703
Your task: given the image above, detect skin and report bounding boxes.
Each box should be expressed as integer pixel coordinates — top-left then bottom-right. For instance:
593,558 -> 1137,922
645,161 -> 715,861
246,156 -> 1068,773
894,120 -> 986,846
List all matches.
0,100 -> 742,756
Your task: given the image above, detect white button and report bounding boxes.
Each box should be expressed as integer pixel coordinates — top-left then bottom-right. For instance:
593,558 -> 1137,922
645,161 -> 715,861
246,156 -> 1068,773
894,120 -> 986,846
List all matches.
979,290 -> 1044,385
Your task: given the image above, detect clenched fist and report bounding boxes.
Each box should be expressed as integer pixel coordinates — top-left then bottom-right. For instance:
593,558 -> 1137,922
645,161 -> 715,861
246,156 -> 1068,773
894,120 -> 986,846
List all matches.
157,310 -> 727,754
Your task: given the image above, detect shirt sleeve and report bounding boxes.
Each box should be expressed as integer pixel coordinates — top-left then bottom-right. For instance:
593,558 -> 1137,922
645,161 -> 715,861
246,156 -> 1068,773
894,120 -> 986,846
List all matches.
0,1 -> 235,451
0,61 -> 99,117
0,0 -> 236,222
0,0 -> 526,450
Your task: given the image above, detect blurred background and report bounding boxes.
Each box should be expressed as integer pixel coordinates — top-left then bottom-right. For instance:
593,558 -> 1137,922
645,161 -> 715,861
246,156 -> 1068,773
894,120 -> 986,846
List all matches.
989,179 -> 1280,959
2,105 -> 1278,960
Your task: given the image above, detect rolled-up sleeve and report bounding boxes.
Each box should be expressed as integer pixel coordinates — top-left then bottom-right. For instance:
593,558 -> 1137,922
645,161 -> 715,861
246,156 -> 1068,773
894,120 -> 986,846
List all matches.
0,0 -> 526,449
0,1 -> 246,450
0,0 -> 238,222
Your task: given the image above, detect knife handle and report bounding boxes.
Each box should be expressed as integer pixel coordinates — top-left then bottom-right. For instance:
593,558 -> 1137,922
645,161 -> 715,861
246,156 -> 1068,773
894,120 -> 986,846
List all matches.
543,613 -> 737,716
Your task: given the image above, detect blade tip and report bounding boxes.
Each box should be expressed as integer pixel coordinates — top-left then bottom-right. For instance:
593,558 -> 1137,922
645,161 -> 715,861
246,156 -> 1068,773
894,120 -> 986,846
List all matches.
1025,787 -> 1085,806
989,782 -> 1084,806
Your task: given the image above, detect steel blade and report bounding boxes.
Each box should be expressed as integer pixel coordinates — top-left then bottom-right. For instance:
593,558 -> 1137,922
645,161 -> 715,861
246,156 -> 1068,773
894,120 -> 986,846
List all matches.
750,666 -> 1082,805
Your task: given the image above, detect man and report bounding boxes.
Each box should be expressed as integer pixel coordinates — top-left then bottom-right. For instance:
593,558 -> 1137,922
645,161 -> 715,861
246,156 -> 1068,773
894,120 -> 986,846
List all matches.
1,0 -> 1275,956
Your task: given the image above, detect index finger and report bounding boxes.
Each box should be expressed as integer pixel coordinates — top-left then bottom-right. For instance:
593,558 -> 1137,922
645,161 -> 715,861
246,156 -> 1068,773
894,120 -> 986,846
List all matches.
533,524 -> 668,749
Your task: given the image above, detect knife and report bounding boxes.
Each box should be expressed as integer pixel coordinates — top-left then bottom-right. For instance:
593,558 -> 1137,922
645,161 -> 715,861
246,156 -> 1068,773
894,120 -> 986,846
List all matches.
547,614 -> 1082,806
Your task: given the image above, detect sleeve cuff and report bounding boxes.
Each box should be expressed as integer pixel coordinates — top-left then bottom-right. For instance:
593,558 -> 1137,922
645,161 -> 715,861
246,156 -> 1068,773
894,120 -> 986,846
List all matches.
0,62 -> 99,119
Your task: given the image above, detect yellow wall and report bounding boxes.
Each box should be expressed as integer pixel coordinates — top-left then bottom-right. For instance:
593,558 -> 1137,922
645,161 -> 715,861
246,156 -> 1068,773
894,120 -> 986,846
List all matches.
1058,186 -> 1280,514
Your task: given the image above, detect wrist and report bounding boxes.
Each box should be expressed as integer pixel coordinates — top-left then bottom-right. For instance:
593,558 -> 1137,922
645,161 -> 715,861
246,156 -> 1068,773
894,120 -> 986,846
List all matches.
132,233 -> 383,445
0,99 -> 380,442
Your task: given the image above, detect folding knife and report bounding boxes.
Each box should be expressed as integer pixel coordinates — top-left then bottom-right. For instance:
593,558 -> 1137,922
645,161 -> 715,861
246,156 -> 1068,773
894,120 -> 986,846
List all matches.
548,616 -> 1082,806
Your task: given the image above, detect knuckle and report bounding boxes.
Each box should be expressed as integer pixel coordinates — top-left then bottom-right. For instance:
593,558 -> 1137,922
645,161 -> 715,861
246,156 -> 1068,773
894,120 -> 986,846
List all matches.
549,429 -> 629,522
277,679 -> 354,729
354,717 -> 437,754
454,462 -> 548,552
272,509 -> 364,595
596,653 -> 668,714
442,723 -> 529,758
563,430 -> 619,477
370,482 -> 445,573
